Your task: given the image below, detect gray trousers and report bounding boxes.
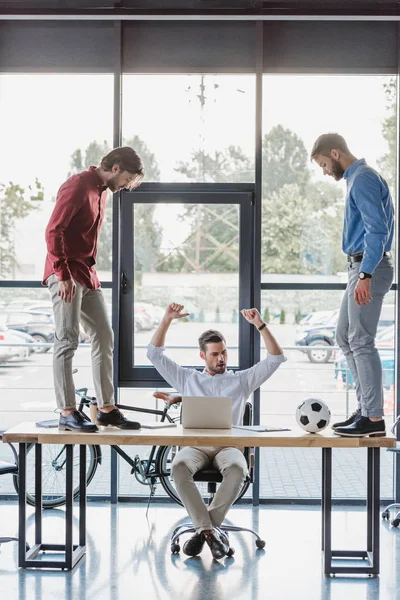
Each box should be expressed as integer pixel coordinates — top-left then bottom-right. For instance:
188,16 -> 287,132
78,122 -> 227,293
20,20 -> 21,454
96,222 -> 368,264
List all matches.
171,446 -> 248,534
336,256 -> 394,418
47,274 -> 114,410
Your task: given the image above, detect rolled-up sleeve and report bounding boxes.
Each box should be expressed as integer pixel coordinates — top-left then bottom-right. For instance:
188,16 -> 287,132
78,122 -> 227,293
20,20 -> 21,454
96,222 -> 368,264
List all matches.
238,353 -> 287,397
147,344 -> 190,392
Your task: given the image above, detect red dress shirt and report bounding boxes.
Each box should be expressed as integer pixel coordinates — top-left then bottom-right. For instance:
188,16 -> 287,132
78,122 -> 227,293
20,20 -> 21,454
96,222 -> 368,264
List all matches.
43,167 -> 108,290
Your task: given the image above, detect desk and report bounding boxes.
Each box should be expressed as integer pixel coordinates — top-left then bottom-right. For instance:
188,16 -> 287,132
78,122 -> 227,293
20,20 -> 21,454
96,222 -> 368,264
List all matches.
3,423 -> 396,574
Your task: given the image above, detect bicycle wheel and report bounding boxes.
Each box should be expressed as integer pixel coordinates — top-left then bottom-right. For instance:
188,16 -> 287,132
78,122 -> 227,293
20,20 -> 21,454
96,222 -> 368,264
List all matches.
155,445 -> 251,506
13,443 -> 100,508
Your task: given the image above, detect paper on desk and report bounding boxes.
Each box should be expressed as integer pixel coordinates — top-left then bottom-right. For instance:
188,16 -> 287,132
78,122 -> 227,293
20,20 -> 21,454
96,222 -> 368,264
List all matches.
233,425 -> 291,433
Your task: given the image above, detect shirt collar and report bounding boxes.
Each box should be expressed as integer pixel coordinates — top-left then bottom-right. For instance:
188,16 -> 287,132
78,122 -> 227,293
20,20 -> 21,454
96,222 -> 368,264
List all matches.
88,166 -> 107,191
343,158 -> 366,180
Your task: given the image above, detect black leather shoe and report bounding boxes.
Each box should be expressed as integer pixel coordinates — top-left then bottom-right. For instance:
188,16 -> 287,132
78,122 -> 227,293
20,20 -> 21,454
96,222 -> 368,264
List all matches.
183,533 -> 205,557
332,408 -> 361,430
59,411 -> 98,432
204,531 -> 229,560
97,407 -> 141,430
334,416 -> 386,437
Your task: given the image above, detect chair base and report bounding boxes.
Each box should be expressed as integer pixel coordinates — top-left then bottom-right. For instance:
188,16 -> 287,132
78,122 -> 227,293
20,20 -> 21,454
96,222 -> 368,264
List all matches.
170,522 -> 266,555
382,503 -> 400,527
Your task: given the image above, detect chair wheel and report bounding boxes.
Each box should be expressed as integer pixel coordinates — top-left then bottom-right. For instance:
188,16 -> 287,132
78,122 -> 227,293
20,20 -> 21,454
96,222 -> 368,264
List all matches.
256,539 -> 266,549
171,543 -> 180,554
391,519 -> 400,528
226,547 -> 235,557
382,510 -> 390,520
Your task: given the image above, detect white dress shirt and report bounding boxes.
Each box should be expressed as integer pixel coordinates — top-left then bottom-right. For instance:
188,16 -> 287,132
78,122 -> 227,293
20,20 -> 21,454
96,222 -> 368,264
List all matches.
147,344 -> 287,426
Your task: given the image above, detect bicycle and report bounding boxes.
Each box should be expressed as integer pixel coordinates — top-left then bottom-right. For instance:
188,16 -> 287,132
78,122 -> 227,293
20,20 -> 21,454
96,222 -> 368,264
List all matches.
10,381 -> 251,509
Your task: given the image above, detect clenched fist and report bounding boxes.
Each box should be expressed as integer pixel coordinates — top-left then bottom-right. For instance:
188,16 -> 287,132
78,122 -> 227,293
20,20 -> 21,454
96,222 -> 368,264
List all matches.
240,308 -> 263,328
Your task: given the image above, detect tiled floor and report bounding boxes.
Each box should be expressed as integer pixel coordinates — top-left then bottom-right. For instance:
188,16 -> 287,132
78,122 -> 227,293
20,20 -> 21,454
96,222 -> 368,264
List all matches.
1,501 -> 400,600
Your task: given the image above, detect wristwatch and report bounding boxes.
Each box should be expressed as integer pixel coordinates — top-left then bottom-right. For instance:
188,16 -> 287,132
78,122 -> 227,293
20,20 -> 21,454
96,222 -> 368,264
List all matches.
359,272 -> 372,280
258,323 -> 266,331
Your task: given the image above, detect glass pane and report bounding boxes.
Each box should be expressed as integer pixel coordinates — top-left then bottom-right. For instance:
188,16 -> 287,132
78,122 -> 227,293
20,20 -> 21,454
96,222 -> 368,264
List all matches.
133,202 -> 240,367
262,75 -> 397,280
0,73 -> 113,282
122,74 -> 255,183
0,286 -> 113,498
258,289 -> 395,500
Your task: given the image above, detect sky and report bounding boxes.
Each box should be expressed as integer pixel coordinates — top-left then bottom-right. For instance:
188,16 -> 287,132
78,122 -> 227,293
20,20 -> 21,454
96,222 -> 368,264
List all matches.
0,73 -> 394,278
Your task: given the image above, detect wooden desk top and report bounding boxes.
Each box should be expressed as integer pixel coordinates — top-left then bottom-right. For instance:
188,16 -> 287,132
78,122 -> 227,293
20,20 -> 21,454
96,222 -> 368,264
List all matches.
2,422 -> 397,449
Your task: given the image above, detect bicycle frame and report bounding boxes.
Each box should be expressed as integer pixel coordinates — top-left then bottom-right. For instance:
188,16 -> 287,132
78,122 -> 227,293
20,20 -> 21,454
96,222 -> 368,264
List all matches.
77,394 -> 179,483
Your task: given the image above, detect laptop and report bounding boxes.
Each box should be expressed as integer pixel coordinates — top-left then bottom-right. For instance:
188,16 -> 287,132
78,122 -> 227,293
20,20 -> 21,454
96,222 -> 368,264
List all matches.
181,396 -> 232,429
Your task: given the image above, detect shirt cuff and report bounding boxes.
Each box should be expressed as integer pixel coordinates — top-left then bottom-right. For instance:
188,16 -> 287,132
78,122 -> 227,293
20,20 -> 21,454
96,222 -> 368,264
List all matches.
359,260 -> 377,275
267,353 -> 287,364
53,261 -> 72,281
147,343 -> 165,355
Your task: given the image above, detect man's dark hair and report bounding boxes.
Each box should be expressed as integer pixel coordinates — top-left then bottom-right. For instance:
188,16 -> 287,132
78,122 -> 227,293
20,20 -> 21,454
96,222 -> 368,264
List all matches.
310,133 -> 351,160
100,146 -> 144,177
198,329 -> 226,353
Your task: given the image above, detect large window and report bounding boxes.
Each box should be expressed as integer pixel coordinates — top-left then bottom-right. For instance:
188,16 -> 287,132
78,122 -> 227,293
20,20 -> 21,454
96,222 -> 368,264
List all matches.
262,75 -> 397,279
122,74 -> 255,183
0,73 -> 114,282
0,74 -> 113,499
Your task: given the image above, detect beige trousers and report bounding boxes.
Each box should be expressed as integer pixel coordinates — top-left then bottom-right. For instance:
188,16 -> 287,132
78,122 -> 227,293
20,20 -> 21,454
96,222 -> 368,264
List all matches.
171,446 -> 248,533
47,274 -> 114,410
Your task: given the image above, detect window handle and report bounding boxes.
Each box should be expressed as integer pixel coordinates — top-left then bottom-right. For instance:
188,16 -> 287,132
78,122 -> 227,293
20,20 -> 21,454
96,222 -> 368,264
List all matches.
121,272 -> 128,295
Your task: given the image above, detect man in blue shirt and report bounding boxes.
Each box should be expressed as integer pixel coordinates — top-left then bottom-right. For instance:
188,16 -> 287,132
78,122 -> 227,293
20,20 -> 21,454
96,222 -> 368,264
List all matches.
311,133 -> 394,437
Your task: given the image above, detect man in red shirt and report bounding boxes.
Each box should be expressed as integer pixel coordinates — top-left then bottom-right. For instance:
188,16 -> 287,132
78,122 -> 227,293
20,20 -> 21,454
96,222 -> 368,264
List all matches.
43,147 -> 144,432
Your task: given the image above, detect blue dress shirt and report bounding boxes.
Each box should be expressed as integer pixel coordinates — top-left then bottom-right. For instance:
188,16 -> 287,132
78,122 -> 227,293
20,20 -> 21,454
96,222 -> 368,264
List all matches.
343,158 -> 394,275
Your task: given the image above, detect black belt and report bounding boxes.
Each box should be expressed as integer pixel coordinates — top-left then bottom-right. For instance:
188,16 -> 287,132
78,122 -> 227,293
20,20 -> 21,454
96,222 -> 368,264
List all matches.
347,251 -> 391,264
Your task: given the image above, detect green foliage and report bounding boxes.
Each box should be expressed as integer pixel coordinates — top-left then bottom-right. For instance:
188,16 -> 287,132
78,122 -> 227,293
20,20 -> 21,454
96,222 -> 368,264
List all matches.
263,307 -> 270,324
68,137 -> 161,272
377,77 -> 396,198
294,308 -> 303,324
279,308 -> 286,324
261,126 -> 346,276
0,179 -> 44,278
170,146 -> 251,273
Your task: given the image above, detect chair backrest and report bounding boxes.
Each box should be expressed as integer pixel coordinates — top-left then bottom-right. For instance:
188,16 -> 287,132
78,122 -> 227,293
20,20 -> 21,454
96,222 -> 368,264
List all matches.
243,402 -> 252,427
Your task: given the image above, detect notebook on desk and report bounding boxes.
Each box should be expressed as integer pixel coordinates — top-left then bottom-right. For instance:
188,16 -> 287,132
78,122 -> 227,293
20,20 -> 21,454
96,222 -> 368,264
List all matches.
233,425 -> 291,433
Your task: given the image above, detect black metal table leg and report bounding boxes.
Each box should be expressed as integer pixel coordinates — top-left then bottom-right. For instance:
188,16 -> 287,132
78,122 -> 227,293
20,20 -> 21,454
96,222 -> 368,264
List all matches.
18,443 -> 87,570
79,444 -> 87,548
367,447 -> 373,552
322,448 -> 332,575
370,447 -> 380,575
321,448 -> 326,551
65,444 -> 74,569
323,446 -> 381,576
35,443 -> 42,547
18,442 -> 27,568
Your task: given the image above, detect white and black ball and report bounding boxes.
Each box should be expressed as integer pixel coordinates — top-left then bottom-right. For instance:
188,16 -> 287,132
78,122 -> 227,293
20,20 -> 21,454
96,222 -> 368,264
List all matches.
296,398 -> 331,433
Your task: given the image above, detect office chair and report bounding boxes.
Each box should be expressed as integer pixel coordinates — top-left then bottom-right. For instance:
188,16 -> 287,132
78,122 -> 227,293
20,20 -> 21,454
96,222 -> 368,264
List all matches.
169,402 -> 266,555
0,431 -> 30,551
382,414 -> 400,527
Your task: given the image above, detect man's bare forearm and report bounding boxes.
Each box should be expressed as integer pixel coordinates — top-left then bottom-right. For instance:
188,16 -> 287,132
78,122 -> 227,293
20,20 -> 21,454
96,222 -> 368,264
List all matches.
150,316 -> 173,347
259,325 -> 283,355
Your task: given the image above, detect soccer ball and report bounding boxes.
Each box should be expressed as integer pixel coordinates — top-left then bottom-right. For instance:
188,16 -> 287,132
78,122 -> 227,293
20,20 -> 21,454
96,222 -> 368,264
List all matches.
296,398 -> 331,433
